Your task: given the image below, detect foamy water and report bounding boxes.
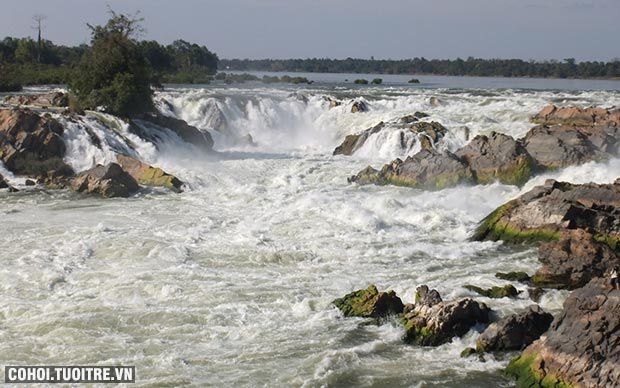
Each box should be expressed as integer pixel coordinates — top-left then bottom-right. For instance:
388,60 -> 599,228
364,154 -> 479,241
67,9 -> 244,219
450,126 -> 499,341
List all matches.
1,79 -> 619,387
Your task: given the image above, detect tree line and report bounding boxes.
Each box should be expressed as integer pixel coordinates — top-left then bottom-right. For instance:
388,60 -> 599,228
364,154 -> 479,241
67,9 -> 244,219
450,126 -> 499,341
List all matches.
220,57 -> 620,79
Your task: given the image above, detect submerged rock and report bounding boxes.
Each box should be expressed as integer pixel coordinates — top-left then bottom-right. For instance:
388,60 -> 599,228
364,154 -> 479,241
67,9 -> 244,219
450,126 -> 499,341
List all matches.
533,229 -> 620,289
0,108 -> 74,180
495,271 -> 531,283
116,155 -> 184,192
332,285 -> 404,318
506,278 -> 620,388
531,104 -> 620,127
71,163 -> 139,198
472,179 -> 620,245
455,132 -> 536,186
464,284 -> 519,299
323,96 -> 341,109
4,92 -> 69,108
476,305 -> 553,352
402,289 -> 491,346
349,149 -> 474,190
350,100 -> 368,113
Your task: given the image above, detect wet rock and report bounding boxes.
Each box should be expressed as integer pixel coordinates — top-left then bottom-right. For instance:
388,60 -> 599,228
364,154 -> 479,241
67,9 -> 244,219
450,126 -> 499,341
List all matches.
116,154 -> 184,192
472,179 -> 620,245
476,305 -> 553,352
531,104 -> 620,127
533,229 -> 620,289
333,122 -> 385,156
323,96 -> 341,108
506,278 -> 620,388
528,287 -> 545,303
464,284 -> 519,299
495,271 -> 531,283
349,149 -> 474,190
24,179 -> 35,186
402,288 -> 491,346
522,125 -> 615,169
0,108 -> 74,179
4,92 -> 69,108
332,285 -> 404,318
0,173 -> 8,189
137,113 -> 214,151
460,347 -> 479,358
414,285 -> 442,306
429,96 -> 442,107
71,163 -> 139,198
351,100 -> 368,113
455,132 -> 536,186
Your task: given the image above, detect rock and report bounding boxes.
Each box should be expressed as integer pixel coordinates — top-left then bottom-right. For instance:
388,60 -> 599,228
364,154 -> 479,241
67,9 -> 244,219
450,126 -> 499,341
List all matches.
137,113 -> 214,151
333,122 -> 385,156
71,163 -> 139,198
0,108 -> 74,179
531,104 -> 620,127
116,154 -> 184,192
349,149 -> 474,190
399,115 -> 419,124
464,284 -> 519,299
506,278 -> 620,388
402,289 -> 491,346
351,100 -> 368,113
429,97 -> 442,107
332,285 -> 404,318
414,285 -> 443,306
0,173 -> 8,189
289,92 -> 309,104
472,179 -> 620,245
4,92 -> 69,108
323,96 -> 341,108
24,179 -> 35,186
495,271 -> 531,283
460,347 -> 479,358
521,125 -> 615,169
455,132 -> 536,186
528,287 -> 545,303
410,121 -> 448,150
476,305 -> 553,352
533,229 -> 620,289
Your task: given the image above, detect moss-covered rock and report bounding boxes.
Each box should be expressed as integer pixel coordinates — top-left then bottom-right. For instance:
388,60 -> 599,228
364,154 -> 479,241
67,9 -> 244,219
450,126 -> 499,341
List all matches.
495,271 -> 531,283
332,285 -> 404,318
464,284 -> 519,298
506,354 -> 573,388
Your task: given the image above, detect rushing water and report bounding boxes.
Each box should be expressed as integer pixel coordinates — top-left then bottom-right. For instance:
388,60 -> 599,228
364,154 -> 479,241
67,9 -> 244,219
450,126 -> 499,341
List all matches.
1,75 -> 620,387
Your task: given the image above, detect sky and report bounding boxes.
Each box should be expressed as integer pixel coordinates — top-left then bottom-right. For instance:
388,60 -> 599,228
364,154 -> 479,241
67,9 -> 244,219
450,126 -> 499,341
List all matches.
1,0 -> 619,61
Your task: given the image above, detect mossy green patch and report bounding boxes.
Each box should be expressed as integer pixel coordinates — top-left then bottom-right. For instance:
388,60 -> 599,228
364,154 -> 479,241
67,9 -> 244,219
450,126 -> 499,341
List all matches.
593,234 -> 620,251
495,271 -> 531,282
464,284 -> 519,298
506,354 -> 574,388
401,316 -> 446,346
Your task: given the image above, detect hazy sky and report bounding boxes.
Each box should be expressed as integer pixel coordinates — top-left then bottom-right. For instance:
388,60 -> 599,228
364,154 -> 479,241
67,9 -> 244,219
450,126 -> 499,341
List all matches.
1,0 -> 619,61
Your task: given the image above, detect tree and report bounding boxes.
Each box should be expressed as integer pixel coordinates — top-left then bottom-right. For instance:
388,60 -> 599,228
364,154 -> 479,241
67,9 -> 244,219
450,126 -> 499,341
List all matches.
32,14 -> 46,63
69,10 -> 154,117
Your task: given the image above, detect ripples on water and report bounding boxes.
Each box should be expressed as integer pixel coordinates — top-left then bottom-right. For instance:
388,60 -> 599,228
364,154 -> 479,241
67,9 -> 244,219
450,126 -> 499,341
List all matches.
1,77 -> 619,386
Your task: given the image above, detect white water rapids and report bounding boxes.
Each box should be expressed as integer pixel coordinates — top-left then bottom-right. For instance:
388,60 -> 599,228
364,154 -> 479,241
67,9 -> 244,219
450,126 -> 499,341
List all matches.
1,79 -> 620,387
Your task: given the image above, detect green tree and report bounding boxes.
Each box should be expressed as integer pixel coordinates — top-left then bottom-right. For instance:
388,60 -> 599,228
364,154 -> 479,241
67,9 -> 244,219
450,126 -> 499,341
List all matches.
69,10 -> 154,117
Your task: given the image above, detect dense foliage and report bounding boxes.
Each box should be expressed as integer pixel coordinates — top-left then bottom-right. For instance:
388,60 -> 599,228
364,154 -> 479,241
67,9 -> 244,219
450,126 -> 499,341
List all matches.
220,57 -> 620,79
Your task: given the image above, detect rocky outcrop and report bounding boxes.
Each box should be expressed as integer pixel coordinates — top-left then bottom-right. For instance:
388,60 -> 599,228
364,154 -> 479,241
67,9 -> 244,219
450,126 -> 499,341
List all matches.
71,163 -> 139,198
531,104 -> 620,127
402,286 -> 491,346
476,305 -> 553,352
464,284 -> 519,298
137,113 -> 214,151
349,149 -> 474,190
0,108 -> 74,180
414,285 -> 443,306
472,179 -> 620,245
333,122 -> 385,155
116,155 -> 184,192
522,125 -> 615,169
4,92 -> 69,108
455,132 -> 536,186
332,285 -> 404,318
506,278 -> 620,388
350,100 -> 368,113
533,229 -> 620,289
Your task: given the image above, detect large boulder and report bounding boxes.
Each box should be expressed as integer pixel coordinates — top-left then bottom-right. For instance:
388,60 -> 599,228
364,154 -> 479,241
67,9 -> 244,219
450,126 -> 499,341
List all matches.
332,285 -> 404,318
533,229 -> 620,289
521,125 -> 615,169
472,179 -> 620,245
506,278 -> 620,388
531,104 -> 620,127
71,163 -> 139,198
476,305 -> 553,352
4,92 -> 69,108
401,287 -> 491,346
136,113 -> 214,151
116,155 -> 184,192
0,108 -> 73,179
455,132 -> 536,186
349,149 -> 474,190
